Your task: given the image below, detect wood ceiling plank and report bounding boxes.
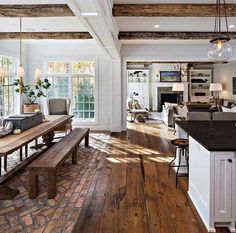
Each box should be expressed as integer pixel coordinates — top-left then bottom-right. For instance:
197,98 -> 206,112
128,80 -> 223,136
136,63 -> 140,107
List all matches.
119,31 -> 236,40
0,32 -> 92,40
127,61 -> 214,65
0,4 -> 74,17
113,4 -> 236,17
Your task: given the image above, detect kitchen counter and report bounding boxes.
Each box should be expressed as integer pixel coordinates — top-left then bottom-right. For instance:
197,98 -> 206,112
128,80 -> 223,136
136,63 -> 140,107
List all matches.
175,120 -> 236,232
175,121 -> 236,151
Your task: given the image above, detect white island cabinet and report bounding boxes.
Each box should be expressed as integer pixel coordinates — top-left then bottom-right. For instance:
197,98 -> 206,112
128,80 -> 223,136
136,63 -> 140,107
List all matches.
189,136 -> 236,232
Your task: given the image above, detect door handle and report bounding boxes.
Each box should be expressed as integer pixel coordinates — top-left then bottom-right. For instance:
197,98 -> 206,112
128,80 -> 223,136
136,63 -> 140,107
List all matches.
228,159 -> 232,163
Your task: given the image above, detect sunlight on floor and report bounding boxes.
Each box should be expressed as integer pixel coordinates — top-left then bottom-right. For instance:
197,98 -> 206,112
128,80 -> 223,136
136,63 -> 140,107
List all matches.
106,155 -> 173,164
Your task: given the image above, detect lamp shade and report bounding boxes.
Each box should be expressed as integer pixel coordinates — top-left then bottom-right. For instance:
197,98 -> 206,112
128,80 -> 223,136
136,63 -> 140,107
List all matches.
209,83 -> 223,91
17,65 -> 25,77
172,83 -> 185,92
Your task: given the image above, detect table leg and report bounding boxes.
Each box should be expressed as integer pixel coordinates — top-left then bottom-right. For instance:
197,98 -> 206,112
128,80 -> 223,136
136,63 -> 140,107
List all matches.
42,131 -> 55,147
4,156 -> 7,172
20,148 -> 23,161
25,144 -> 28,158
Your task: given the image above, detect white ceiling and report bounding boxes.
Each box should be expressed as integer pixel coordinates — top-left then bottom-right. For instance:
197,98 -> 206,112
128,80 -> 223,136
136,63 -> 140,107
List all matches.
117,17 -> 236,32
114,0 -> 236,45
0,17 -> 86,32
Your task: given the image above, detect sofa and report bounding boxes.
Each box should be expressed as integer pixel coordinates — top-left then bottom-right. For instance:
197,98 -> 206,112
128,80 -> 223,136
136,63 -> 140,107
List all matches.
161,103 -> 188,127
161,99 -> 236,127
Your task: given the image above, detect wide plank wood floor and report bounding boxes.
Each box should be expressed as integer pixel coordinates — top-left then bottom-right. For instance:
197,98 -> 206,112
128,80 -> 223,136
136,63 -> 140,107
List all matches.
0,121 -> 230,232
73,122 -> 230,233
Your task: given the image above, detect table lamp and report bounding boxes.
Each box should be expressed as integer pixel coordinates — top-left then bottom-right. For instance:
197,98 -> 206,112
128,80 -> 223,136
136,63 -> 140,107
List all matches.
209,83 -> 222,107
172,83 -> 184,104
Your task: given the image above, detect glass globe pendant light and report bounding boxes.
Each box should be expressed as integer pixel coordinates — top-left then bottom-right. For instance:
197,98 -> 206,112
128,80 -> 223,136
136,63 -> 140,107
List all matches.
208,0 -> 233,63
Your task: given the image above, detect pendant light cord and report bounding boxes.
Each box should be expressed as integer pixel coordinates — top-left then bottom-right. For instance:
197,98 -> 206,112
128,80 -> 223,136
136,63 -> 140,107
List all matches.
224,0 -> 230,38
20,17 -> 22,66
213,0 -> 230,40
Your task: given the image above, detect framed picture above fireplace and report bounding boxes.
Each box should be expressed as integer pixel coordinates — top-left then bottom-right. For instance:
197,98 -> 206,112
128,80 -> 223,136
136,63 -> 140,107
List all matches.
160,71 -> 181,82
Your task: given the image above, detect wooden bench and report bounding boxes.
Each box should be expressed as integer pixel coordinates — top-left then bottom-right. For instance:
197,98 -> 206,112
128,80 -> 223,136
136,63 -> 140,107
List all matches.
28,128 -> 89,199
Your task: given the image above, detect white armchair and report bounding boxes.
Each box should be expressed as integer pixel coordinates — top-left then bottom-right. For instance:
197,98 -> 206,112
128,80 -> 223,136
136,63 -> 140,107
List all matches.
162,105 -> 174,127
47,98 -> 72,134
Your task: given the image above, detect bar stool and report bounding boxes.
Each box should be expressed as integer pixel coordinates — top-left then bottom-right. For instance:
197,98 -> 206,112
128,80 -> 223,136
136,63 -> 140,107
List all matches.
168,138 -> 189,188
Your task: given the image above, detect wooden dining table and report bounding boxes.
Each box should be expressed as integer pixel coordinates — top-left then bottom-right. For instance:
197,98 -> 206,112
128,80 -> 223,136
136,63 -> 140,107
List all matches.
0,115 -> 73,199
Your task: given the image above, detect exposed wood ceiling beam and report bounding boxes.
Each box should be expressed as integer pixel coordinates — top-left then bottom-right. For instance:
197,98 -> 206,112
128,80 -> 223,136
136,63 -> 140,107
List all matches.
127,61 -> 214,65
113,4 -> 236,17
0,32 -> 92,40
0,4 -> 74,17
119,32 -> 236,40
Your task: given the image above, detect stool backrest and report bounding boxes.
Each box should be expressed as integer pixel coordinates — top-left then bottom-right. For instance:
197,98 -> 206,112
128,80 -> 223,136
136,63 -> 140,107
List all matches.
186,112 -> 211,121
213,112 -> 236,121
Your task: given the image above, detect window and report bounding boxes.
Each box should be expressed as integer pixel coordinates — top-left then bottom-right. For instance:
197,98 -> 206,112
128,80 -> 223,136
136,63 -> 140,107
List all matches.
46,62 -> 70,98
45,61 -> 96,122
0,56 -> 17,117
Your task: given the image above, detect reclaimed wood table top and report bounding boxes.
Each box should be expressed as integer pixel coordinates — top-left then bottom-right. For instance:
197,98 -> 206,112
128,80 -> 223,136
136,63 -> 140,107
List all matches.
0,115 -> 73,157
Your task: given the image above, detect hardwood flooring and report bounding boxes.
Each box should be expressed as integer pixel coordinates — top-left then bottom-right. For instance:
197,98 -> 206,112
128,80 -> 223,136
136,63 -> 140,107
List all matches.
0,121 -> 230,232
73,122 -> 230,233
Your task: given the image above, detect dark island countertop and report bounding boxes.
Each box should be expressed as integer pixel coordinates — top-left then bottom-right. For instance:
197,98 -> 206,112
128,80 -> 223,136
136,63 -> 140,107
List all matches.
175,121 -> 236,151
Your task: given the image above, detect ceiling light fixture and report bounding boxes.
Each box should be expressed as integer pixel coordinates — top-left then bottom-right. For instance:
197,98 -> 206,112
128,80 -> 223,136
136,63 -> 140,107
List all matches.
154,24 -> 160,28
0,18 -> 43,93
229,24 -> 235,28
208,0 -> 233,63
81,12 -> 98,16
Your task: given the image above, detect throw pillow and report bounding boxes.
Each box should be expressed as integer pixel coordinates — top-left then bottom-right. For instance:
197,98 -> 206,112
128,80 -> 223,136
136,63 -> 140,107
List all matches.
164,102 -> 178,108
221,106 -> 236,112
134,102 -> 141,109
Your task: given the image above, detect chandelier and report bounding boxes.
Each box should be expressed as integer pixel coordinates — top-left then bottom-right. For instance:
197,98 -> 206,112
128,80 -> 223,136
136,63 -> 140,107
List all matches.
0,18 -> 42,93
208,0 -> 233,63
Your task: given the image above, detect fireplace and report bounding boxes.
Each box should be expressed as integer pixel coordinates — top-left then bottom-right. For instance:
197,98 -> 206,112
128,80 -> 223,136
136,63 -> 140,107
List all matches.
161,93 -> 178,109
157,87 -> 183,111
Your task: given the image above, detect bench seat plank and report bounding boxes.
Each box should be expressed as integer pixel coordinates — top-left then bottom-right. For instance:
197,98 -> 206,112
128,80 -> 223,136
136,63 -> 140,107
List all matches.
28,128 -> 89,169
28,127 -> 89,199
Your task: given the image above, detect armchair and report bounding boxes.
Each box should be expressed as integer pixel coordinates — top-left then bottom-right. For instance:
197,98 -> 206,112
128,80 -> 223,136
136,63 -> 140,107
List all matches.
127,99 -> 149,122
47,98 -> 72,134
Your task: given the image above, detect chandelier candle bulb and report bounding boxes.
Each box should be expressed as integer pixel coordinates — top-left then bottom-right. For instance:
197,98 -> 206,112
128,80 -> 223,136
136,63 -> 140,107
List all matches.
17,65 -> 25,78
34,68 -> 42,83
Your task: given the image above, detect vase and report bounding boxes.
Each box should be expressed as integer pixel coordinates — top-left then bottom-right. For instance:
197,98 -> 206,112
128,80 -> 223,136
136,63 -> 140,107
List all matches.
23,103 -> 40,113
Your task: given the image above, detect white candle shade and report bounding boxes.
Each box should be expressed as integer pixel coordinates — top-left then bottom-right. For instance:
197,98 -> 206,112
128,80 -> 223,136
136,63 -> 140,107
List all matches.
172,83 -> 185,92
209,83 -> 223,91
17,65 -> 25,77
0,67 -> 8,77
34,68 -> 42,80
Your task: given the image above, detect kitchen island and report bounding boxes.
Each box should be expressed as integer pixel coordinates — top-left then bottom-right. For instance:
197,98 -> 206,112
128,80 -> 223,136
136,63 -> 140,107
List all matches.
176,121 -> 236,233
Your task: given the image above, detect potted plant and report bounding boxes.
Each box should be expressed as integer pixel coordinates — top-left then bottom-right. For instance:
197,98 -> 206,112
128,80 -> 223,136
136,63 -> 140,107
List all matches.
14,79 -> 51,113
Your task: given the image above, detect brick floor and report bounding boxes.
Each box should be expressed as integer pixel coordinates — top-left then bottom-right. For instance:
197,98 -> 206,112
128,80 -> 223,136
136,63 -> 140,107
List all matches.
0,133 -> 110,233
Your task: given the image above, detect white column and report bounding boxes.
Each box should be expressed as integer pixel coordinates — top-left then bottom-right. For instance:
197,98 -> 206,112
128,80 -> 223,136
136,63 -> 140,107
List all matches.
111,59 -> 122,132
